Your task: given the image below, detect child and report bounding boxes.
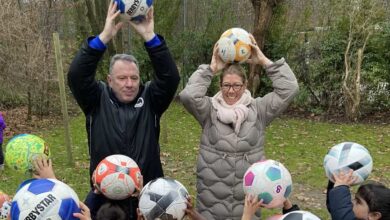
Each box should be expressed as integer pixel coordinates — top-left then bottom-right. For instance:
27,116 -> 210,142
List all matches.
327,170 -> 390,220
0,112 -> 6,169
96,202 -> 127,220
241,195 -> 300,220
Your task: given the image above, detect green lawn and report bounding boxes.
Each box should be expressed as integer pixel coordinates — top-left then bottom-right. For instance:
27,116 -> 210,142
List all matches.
0,102 -> 389,219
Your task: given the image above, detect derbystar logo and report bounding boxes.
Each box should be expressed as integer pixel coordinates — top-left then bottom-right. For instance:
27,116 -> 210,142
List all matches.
126,0 -> 140,16
24,194 -> 57,220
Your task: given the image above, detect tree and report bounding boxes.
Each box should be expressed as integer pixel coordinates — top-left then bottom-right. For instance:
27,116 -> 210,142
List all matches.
249,0 -> 284,94
341,0 -> 386,121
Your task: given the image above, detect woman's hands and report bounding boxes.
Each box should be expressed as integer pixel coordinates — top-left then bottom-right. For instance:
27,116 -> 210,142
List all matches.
210,43 -> 227,74
246,35 -> 272,67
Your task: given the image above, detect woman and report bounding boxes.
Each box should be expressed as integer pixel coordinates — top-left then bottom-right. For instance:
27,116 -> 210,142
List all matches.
179,36 -> 299,219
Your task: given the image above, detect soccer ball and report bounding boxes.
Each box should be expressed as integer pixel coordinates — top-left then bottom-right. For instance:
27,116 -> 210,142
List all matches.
0,191 -> 11,219
280,211 -> 321,220
115,0 -> 153,23
93,154 -> 141,200
324,142 -> 373,185
217,27 -> 252,63
139,177 -> 189,220
10,178 -> 80,220
5,134 -> 50,173
243,160 -> 292,208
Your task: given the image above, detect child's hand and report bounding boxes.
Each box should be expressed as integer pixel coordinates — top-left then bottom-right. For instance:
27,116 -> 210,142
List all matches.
136,208 -> 145,220
242,194 -> 263,220
132,174 -> 143,197
184,195 -> 206,220
333,169 -> 358,187
73,202 -> 91,220
32,155 -> 56,179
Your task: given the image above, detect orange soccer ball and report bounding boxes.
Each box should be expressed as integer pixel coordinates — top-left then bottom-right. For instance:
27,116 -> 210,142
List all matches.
217,27 -> 252,63
93,154 -> 141,200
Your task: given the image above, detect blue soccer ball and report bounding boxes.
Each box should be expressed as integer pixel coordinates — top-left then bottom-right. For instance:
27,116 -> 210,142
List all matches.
10,179 -> 80,220
115,0 -> 153,23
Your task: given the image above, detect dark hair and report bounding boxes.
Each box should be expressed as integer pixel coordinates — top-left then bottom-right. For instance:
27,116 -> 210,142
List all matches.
96,202 -> 127,220
356,182 -> 390,219
219,64 -> 247,85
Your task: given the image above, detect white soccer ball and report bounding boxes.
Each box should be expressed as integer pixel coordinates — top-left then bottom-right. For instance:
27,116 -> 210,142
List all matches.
324,142 -> 373,185
243,160 -> 292,208
93,154 -> 141,200
10,178 -> 80,220
281,210 -> 321,220
217,27 -> 252,63
139,177 -> 189,220
115,0 -> 153,23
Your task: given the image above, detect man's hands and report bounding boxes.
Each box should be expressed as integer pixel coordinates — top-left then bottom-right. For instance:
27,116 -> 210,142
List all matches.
333,169 -> 358,187
129,7 -> 156,42
99,0 -> 124,44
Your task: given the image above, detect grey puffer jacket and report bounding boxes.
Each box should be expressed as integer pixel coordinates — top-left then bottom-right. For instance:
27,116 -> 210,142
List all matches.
179,58 -> 299,220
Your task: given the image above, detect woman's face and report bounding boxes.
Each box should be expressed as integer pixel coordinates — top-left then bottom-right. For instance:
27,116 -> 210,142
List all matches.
220,73 -> 246,105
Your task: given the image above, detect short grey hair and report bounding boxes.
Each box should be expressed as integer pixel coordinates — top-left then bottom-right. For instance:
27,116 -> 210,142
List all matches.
109,54 -> 139,74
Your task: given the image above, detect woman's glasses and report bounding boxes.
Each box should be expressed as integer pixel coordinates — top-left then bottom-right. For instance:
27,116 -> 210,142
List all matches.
221,83 -> 243,91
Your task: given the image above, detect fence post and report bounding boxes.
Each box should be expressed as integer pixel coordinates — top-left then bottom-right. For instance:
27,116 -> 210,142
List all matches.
53,32 -> 74,166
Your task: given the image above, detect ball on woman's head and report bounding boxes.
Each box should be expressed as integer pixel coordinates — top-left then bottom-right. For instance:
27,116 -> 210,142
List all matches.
5,134 -> 50,174
10,179 -> 80,220
139,177 -> 189,220
93,154 -> 141,200
114,0 -> 153,23
217,28 -> 252,63
323,142 -> 373,185
243,159 -> 292,208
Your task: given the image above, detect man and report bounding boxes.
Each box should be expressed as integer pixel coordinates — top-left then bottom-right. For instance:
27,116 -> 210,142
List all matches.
67,1 -> 180,219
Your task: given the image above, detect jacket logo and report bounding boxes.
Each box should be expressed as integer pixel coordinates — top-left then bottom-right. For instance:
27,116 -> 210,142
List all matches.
135,97 -> 144,108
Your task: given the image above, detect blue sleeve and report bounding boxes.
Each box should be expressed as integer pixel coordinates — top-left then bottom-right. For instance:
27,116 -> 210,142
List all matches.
0,115 -> 4,130
88,36 -> 107,51
144,34 -> 162,48
328,185 -> 356,220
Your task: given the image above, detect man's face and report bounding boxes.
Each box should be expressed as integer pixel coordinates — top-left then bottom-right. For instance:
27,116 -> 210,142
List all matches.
108,60 -> 140,103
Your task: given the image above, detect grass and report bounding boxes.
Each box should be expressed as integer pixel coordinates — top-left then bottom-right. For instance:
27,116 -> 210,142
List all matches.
1,102 -> 389,219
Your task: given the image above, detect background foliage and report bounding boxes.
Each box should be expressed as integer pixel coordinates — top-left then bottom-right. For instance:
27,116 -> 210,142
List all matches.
0,0 -> 389,120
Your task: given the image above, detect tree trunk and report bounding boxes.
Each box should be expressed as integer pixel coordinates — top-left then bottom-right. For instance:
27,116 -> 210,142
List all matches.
249,0 -> 282,94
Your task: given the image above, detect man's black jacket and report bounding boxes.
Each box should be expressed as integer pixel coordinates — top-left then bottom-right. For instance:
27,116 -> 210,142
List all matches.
68,36 -> 180,185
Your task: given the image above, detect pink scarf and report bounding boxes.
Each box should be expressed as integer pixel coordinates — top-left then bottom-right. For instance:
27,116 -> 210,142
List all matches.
211,90 -> 252,134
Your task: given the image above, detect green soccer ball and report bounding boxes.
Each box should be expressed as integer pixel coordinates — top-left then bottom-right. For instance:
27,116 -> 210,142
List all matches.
5,134 -> 50,173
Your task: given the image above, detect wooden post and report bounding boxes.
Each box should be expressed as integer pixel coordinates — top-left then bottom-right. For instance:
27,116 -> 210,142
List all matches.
53,32 -> 74,166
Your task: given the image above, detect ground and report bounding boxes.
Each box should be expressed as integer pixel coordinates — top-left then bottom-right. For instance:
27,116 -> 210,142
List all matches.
1,104 -> 389,219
